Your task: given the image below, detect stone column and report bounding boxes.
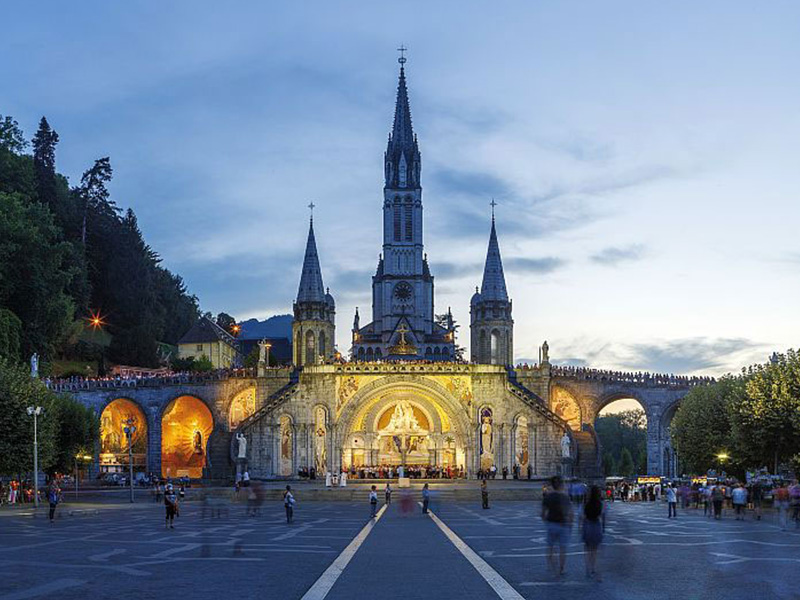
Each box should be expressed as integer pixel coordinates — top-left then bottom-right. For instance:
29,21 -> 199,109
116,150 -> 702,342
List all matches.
646,410 -> 661,476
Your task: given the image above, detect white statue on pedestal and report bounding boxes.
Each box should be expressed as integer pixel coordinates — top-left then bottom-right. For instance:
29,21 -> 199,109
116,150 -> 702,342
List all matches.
236,432 -> 247,459
560,432 -> 571,459
30,353 -> 39,378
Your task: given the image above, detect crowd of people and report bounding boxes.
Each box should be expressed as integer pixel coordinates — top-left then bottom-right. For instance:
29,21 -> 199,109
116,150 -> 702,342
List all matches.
549,365 -> 713,387
45,367 -> 261,392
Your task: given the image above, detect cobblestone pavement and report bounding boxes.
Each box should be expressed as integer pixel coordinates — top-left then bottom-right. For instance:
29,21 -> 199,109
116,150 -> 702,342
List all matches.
1,498 -> 798,600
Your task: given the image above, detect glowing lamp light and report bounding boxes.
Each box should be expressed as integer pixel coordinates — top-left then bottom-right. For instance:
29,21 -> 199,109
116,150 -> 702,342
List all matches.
86,310 -> 106,330
717,452 -> 729,461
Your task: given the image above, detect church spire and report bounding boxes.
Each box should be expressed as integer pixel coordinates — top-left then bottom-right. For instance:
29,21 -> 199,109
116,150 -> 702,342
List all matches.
479,209 -> 508,302
385,49 -> 421,189
296,216 -> 326,303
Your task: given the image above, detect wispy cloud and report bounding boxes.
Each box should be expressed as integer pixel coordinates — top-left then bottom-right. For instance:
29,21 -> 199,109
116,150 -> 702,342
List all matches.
590,244 -> 646,266
506,256 -> 567,274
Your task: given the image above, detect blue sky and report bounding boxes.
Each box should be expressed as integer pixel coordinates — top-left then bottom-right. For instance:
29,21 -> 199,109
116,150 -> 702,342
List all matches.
4,1 -> 799,376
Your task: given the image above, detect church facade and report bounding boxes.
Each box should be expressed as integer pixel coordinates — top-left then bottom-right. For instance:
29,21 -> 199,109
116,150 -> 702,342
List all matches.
235,58 -> 570,479
64,58 -> 698,482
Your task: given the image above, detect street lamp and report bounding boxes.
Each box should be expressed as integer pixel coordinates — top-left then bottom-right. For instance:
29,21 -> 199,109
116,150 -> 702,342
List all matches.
123,417 -> 137,503
74,452 -> 93,498
26,406 -> 43,508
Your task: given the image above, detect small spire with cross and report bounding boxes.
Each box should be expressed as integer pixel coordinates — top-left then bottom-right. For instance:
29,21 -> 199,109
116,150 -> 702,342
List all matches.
397,45 -> 407,66
308,201 -> 316,222
490,198 -> 498,221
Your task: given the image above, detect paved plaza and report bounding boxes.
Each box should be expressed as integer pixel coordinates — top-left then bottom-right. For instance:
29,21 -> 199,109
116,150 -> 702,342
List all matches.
1,494 -> 799,600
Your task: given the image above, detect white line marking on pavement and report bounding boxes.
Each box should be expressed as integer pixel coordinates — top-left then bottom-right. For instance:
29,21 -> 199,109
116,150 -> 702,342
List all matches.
0,578 -> 85,600
427,508 -> 524,600
89,548 -> 127,562
300,506 -> 387,600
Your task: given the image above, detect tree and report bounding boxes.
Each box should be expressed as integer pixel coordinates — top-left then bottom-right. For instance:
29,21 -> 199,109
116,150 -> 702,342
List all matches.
671,377 -> 739,475
734,350 -> 800,472
0,308 -> 22,362
0,193 -> 79,359
0,115 -> 27,153
619,448 -> 635,477
216,312 -> 237,333
602,451 -> 617,476
77,157 -> 113,245
0,357 -> 60,476
51,396 -> 99,475
31,117 -> 59,211
192,354 -> 213,372
595,408 -> 647,473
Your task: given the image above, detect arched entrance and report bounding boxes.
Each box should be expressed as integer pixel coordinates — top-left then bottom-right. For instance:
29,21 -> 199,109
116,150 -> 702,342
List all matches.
338,378 -> 471,473
161,395 -> 214,478
595,397 -> 648,477
99,398 -> 147,473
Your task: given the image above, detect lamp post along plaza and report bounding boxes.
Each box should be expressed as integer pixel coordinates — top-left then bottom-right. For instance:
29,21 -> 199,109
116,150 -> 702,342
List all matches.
123,417 -> 137,503
26,406 -> 43,508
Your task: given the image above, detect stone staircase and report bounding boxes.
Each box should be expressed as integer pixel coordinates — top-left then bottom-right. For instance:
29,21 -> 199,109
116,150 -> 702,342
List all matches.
573,428 -> 602,480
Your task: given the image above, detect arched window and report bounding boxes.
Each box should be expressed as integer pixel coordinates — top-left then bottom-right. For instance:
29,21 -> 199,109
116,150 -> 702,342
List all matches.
479,330 -> 488,362
404,203 -> 413,241
357,347 -> 365,361
305,330 -> 316,365
490,330 -> 501,365
295,331 -> 302,364
366,347 -> 374,361
442,347 -> 450,360
318,331 -> 326,358
425,347 -> 432,358
399,153 -> 407,188
433,347 -> 441,360
393,205 -> 401,241
375,348 -> 382,359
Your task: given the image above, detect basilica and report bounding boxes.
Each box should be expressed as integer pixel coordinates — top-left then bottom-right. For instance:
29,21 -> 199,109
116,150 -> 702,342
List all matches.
236,57 -> 568,479
70,58 -> 691,482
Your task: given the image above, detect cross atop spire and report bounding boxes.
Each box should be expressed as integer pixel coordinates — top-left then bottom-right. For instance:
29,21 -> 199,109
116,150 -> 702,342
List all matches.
397,45 -> 407,65
480,212 -> 508,302
385,50 -> 421,188
308,201 -> 315,221
296,218 -> 326,304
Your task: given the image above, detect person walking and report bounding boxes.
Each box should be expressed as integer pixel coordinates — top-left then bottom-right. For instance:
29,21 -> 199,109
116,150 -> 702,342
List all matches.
481,479 -> 489,510
421,483 -> 430,514
732,484 -> 747,521
666,484 -> 677,518
164,483 -> 178,529
47,482 -> 62,523
283,485 -> 295,524
790,480 -> 800,528
581,485 -> 605,580
775,482 -> 790,530
751,481 -> 763,521
384,483 -> 392,505
542,475 -> 573,577
711,483 -> 724,520
369,485 -> 378,518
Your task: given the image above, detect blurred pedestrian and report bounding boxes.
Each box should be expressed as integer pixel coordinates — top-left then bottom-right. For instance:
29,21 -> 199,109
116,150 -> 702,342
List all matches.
283,485 -> 295,523
385,483 -> 392,505
481,479 -> 489,510
775,482 -> 790,530
369,485 -> 378,518
422,483 -> 430,514
542,475 -> 573,577
666,484 -> 677,518
711,483 -> 724,520
581,485 -> 605,580
47,482 -> 61,523
732,484 -> 747,520
164,483 -> 178,529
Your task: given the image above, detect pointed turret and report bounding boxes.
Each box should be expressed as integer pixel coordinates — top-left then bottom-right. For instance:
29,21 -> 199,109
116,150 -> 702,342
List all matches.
384,60 -> 421,189
471,208 -> 514,366
479,215 -> 508,302
296,218 -> 326,303
292,215 -> 335,366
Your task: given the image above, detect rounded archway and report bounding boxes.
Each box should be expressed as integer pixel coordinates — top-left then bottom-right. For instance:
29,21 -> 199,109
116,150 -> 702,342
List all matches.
99,398 -> 147,473
161,395 -> 214,478
595,396 -> 648,477
338,378 -> 470,472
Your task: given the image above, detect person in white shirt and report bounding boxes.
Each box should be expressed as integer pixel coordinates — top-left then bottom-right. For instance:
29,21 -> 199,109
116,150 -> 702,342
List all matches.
666,484 -> 678,518
731,484 -> 748,520
369,485 -> 378,518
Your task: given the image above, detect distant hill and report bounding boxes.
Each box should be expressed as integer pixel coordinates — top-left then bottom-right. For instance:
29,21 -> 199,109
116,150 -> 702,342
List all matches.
239,314 -> 293,340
